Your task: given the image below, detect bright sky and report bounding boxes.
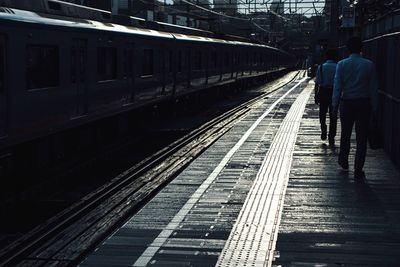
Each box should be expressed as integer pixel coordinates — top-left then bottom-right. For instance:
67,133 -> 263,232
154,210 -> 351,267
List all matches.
263,0 -> 327,15
160,0 -> 327,16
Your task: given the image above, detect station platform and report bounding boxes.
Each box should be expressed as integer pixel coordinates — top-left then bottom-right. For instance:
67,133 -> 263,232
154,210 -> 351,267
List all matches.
80,78 -> 400,267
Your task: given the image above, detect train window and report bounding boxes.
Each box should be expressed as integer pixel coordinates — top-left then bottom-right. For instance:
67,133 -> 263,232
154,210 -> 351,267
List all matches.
97,47 -> 117,81
194,51 -> 202,70
0,44 -> 4,92
27,45 -> 59,90
142,49 -> 153,76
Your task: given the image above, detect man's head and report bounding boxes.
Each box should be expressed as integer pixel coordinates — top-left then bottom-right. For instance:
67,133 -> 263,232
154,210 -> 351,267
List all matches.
347,36 -> 362,54
325,49 -> 337,61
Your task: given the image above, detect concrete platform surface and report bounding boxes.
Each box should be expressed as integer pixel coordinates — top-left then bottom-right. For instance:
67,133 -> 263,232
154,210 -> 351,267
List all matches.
79,79 -> 400,267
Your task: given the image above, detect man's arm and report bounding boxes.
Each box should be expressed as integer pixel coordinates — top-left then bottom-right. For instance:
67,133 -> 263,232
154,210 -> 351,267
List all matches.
314,65 -> 321,104
332,62 -> 342,108
315,65 -> 321,85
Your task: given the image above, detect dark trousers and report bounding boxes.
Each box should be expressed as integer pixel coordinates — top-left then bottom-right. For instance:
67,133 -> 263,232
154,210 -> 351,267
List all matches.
339,98 -> 371,171
319,98 -> 337,141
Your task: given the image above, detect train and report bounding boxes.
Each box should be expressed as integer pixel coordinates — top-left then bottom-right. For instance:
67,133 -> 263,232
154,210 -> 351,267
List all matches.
0,4 -> 295,161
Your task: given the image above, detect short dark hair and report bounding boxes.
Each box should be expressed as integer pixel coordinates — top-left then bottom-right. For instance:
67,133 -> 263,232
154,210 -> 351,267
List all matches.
347,36 -> 362,53
325,49 -> 337,61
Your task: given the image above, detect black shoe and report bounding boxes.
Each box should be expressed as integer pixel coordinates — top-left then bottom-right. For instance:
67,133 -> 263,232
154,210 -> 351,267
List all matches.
354,170 -> 366,182
338,159 -> 349,170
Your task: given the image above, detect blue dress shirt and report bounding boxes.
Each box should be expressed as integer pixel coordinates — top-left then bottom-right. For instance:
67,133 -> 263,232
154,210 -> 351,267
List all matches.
332,53 -> 379,111
315,60 -> 337,88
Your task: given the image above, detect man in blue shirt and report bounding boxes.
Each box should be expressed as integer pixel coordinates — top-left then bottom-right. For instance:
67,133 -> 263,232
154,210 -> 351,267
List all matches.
332,37 -> 379,181
315,49 -> 338,146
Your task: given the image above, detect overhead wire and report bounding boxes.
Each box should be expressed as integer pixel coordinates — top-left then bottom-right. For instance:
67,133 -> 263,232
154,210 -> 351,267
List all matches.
161,0 -> 272,33
178,0 -> 250,21
151,1 -> 331,37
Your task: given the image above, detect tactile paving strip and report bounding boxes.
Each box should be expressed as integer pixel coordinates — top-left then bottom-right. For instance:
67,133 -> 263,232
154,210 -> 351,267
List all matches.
216,83 -> 313,267
132,78 -> 309,267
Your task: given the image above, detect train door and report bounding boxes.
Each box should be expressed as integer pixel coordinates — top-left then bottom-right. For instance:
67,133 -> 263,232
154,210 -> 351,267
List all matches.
0,36 -> 7,138
123,43 -> 135,103
164,48 -> 174,95
160,48 -> 166,94
71,39 -> 88,118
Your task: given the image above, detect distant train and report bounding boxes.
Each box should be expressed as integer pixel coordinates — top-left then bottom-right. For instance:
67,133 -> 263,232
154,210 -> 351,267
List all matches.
0,6 -> 295,152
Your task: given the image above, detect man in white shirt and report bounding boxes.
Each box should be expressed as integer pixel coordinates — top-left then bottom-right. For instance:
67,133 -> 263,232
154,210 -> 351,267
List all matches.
332,37 -> 379,181
315,49 -> 338,147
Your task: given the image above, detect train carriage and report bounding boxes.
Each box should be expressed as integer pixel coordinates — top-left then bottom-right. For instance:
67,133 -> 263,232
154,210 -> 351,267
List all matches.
0,6 -> 295,153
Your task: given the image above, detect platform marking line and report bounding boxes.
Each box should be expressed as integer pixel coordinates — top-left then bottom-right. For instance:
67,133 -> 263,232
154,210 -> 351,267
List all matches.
215,82 -> 313,267
132,77 -> 308,267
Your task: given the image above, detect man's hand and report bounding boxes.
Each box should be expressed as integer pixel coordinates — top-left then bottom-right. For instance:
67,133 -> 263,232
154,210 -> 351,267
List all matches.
332,105 -> 339,118
314,84 -> 320,105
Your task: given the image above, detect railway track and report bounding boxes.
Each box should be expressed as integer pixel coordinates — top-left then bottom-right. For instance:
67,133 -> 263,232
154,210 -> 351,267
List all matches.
0,71 -> 303,267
